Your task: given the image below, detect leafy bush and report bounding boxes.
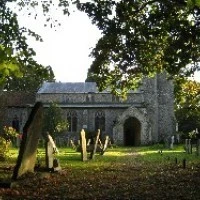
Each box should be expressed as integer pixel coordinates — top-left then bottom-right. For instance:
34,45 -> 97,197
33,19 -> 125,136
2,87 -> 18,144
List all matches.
43,102 -> 69,140
0,126 -> 19,160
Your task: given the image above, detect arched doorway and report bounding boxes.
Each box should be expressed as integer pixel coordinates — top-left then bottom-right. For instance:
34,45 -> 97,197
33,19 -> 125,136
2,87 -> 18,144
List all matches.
124,117 -> 141,146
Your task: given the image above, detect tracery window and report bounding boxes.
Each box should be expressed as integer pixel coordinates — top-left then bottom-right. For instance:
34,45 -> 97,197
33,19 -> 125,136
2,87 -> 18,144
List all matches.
95,111 -> 105,131
67,111 -> 77,132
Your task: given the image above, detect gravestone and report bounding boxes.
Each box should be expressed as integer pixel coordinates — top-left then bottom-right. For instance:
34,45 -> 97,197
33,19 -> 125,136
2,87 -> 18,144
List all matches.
80,129 -> 87,161
87,139 -> 91,146
90,129 -> 100,159
98,138 -> 103,149
185,139 -> 189,153
12,102 -> 43,180
70,139 -> 77,149
170,135 -> 175,149
46,134 -> 59,169
101,136 -> 109,155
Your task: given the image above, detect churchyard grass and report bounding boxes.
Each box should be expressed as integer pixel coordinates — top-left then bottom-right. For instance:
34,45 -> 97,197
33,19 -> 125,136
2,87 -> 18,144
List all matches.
31,144 -> 200,170
1,144 -> 199,169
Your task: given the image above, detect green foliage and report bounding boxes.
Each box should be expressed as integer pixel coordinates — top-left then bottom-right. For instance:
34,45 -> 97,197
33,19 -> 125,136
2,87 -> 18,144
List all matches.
43,102 -> 69,139
188,130 -> 197,139
0,1 -> 55,91
187,0 -> 200,8
2,126 -> 19,139
0,126 -> 19,160
0,137 -> 10,161
4,64 -> 55,92
0,44 -> 22,87
78,1 -> 200,95
175,79 -> 200,133
2,0 -> 200,96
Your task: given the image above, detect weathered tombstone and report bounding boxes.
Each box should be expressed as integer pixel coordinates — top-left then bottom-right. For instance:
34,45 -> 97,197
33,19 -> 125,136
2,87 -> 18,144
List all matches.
176,133 -> 180,144
46,134 -> 59,170
80,129 -> 87,161
12,102 -> 43,180
101,136 -> 109,155
87,138 -> 91,146
170,135 -> 175,149
70,139 -> 77,149
185,139 -> 189,153
90,129 -> 100,160
98,138 -> 103,149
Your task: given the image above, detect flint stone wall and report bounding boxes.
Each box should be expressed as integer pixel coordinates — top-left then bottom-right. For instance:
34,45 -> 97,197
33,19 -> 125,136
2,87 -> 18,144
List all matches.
36,74 -> 175,145
4,74 -> 175,146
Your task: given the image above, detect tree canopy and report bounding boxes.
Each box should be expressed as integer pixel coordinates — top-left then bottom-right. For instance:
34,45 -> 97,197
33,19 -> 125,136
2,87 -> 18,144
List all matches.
1,0 -> 200,94
175,78 -> 200,133
0,0 -> 55,91
78,0 -> 200,96
43,102 -> 69,140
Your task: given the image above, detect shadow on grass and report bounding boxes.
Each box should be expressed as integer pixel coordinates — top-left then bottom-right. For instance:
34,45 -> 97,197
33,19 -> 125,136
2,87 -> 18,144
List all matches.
1,144 -> 200,175
55,144 -> 200,169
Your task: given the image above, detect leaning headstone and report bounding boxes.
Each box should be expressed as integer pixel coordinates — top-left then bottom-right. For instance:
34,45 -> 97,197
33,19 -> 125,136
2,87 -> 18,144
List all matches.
46,134 -> 59,169
90,129 -> 100,160
101,136 -> 109,155
80,129 -> 87,161
70,139 -> 77,149
12,102 -> 43,180
98,138 -> 103,149
87,138 -> 91,146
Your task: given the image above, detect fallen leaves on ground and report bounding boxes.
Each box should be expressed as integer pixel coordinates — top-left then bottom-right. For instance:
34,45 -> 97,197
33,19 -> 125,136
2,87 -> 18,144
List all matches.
0,155 -> 200,199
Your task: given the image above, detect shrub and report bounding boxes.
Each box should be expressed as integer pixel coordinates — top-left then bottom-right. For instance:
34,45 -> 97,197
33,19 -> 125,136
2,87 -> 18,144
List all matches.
0,126 -> 19,160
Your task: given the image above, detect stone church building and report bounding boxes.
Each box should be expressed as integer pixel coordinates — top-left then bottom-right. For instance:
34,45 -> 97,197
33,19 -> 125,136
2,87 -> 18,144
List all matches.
2,73 -> 175,146
36,74 -> 175,145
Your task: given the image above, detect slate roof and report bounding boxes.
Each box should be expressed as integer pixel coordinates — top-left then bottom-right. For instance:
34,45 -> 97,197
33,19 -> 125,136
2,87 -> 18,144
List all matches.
37,82 -> 110,94
1,92 -> 36,107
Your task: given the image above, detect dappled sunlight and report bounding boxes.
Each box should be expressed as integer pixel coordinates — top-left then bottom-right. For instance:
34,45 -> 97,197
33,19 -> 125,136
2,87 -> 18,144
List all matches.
139,149 -> 184,155
1,145 -> 199,171
104,151 -> 127,157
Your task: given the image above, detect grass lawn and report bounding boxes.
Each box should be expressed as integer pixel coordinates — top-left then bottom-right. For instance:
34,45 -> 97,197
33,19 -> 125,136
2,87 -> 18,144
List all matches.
0,144 -> 200,199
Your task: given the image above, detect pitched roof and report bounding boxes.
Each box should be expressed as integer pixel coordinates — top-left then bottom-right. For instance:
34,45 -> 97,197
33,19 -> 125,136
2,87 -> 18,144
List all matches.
37,82 -> 108,93
1,92 -> 36,107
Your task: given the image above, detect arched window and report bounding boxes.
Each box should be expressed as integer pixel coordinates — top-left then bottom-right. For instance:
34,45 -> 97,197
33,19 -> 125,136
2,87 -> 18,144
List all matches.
67,111 -> 77,132
95,111 -> 105,131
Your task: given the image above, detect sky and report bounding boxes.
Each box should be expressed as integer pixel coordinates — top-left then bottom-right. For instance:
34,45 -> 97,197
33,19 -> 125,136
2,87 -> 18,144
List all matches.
15,4 -> 200,83
16,7 -> 102,82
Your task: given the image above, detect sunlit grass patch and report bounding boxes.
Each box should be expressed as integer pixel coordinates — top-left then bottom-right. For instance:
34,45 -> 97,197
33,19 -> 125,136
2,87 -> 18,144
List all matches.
1,144 -> 200,172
